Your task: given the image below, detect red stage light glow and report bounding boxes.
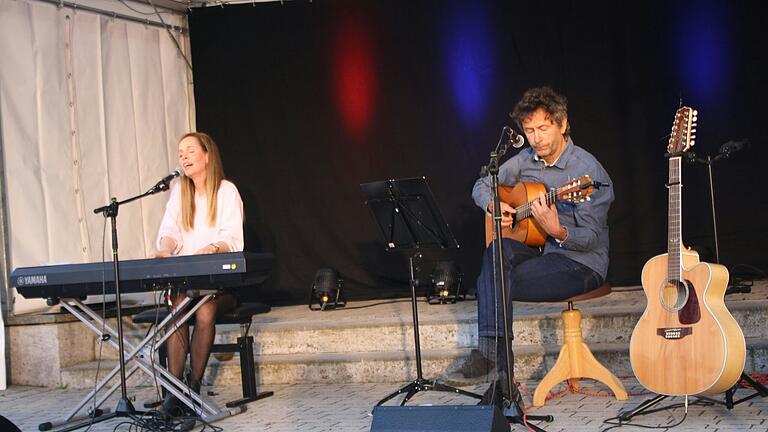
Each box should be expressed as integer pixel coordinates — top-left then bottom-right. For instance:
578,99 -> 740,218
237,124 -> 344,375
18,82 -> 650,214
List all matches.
331,12 -> 377,141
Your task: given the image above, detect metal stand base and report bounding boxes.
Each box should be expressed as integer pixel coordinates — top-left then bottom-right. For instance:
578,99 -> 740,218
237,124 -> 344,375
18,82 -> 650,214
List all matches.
697,373 -> 768,409
377,378 -> 482,407
620,374 -> 768,422
503,396 -> 553,432
618,394 -> 668,422
41,411 -> 124,432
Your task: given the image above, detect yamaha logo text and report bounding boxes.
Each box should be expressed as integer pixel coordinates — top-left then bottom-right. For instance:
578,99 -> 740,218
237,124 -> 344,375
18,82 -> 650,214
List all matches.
17,275 -> 47,286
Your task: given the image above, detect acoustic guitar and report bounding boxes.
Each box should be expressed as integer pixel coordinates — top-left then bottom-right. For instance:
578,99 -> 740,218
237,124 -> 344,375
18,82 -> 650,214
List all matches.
484,175 -> 596,247
629,106 -> 745,396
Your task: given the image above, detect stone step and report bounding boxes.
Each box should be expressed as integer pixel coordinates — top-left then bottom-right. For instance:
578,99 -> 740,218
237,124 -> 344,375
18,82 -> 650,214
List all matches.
61,337 -> 768,389
93,323 -> 245,361
92,296 -> 768,361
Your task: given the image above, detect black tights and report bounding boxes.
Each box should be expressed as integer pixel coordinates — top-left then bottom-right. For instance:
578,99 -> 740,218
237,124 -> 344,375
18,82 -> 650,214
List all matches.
166,293 -> 237,384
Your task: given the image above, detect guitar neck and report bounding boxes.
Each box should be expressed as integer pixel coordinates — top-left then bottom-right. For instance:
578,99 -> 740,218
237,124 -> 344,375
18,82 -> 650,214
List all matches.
514,189 -> 558,222
668,156 -> 682,281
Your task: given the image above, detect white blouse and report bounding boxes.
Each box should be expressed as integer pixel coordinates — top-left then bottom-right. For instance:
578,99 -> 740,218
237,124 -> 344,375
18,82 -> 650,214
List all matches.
156,179 -> 244,256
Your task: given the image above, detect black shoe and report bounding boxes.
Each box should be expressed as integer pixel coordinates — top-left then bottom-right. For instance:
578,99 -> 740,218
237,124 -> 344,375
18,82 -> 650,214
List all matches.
162,394 -> 197,431
459,349 -> 496,379
174,416 -> 196,431
159,393 -> 184,418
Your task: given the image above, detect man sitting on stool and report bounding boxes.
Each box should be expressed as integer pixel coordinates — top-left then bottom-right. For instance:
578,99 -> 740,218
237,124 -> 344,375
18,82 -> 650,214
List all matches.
462,86 -> 614,405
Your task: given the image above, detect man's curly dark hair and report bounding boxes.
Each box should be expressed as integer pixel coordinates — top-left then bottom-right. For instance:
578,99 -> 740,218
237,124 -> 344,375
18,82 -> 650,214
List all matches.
510,86 -> 571,139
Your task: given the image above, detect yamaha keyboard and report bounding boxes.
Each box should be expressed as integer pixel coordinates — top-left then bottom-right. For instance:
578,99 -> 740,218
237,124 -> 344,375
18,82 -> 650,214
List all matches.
10,252 -> 274,300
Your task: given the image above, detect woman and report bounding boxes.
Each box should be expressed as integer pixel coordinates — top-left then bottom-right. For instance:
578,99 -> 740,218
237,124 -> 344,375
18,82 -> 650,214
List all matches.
153,132 -> 244,415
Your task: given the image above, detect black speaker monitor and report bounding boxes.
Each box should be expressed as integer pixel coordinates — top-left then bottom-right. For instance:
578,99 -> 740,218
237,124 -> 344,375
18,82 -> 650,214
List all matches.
0,414 -> 22,432
370,405 -> 509,432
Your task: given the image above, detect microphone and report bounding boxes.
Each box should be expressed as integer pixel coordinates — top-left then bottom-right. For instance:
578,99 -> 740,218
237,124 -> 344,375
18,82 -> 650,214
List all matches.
149,167 -> 183,193
160,167 -> 184,184
505,126 -> 526,148
719,139 -> 749,155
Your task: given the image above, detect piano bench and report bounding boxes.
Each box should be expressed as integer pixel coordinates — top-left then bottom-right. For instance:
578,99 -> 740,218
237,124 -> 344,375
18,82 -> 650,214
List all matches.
132,301 -> 273,408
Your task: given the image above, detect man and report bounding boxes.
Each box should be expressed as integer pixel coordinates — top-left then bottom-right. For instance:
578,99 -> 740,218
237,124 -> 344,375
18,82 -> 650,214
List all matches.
463,86 -> 614,403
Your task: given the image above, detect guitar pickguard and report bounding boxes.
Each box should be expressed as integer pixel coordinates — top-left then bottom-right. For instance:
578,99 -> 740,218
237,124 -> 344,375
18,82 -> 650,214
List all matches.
678,279 -> 701,325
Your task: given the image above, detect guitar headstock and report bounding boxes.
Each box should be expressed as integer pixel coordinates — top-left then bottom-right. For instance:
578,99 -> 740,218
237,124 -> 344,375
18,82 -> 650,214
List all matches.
668,106 -> 697,155
556,175 -> 595,203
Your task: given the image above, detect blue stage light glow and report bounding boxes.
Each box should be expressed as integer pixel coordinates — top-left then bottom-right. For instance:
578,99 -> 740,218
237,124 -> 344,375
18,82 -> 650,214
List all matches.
673,1 -> 731,105
442,1 -> 495,127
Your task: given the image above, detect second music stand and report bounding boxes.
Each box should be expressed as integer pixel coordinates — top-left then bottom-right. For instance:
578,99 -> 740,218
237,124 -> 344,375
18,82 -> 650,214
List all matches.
361,177 -> 482,406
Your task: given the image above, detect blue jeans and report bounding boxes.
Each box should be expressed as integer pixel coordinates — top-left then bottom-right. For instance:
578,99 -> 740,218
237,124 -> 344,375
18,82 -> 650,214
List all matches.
477,239 -> 603,338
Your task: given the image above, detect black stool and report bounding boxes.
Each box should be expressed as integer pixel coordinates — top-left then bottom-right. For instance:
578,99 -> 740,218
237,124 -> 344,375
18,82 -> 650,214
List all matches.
132,300 -> 273,408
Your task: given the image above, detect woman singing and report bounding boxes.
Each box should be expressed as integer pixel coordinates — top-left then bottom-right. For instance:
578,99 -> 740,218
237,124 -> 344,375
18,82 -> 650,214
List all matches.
152,132 -> 243,417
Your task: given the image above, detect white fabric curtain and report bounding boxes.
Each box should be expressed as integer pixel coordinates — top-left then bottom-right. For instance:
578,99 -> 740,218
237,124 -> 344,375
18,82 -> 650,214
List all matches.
0,308 -> 4,390
0,0 -> 194,323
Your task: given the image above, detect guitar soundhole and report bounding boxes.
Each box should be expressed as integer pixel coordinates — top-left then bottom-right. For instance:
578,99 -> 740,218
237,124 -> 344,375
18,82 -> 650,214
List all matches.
660,279 -> 689,312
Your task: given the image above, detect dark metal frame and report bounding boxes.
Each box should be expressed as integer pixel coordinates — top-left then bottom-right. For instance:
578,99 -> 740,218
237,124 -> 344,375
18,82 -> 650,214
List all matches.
362,177 -> 483,407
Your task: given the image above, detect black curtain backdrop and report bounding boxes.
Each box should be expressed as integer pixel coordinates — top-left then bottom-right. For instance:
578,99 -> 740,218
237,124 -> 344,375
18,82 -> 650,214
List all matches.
189,0 -> 768,304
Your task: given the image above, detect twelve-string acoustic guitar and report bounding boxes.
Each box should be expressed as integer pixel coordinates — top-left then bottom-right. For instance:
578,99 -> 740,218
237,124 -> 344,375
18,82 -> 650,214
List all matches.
629,106 -> 745,396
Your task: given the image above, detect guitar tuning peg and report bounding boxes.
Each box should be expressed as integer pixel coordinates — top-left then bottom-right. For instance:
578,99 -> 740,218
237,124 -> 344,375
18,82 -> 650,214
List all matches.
690,140 -> 695,146
586,196 -> 591,201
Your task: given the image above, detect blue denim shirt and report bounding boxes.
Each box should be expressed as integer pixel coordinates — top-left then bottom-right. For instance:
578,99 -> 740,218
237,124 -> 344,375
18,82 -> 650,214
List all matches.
472,138 -> 614,279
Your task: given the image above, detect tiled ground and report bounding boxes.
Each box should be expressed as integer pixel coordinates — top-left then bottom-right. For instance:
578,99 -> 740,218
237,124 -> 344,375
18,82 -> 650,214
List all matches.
2,281 -> 766,430
1,378 -> 766,431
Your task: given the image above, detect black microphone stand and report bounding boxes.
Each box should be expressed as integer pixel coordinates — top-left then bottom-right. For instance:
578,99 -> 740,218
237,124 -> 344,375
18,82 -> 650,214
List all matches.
84,177 -> 176,424
682,141 -> 768,408
683,142 -> 751,293
480,128 -> 552,431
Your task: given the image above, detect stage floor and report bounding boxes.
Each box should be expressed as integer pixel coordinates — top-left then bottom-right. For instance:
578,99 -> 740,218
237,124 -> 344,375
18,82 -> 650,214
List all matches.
2,280 -> 766,431
1,378 -> 766,431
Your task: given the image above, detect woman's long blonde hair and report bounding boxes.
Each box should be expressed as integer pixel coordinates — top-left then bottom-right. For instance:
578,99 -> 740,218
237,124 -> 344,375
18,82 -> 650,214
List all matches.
179,132 -> 225,231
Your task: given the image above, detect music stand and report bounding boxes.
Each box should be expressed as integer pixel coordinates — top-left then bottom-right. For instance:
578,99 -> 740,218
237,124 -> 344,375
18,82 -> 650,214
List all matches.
361,177 -> 483,406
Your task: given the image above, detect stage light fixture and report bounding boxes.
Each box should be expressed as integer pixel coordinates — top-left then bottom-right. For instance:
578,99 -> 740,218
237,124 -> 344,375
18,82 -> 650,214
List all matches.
308,268 -> 346,311
427,261 -> 464,305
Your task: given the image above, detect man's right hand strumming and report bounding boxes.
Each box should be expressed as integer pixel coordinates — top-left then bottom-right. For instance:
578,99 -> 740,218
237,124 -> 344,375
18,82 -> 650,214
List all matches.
487,202 -> 516,228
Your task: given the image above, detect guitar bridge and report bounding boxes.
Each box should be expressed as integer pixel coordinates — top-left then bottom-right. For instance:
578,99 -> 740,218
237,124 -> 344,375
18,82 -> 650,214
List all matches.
656,327 -> 692,340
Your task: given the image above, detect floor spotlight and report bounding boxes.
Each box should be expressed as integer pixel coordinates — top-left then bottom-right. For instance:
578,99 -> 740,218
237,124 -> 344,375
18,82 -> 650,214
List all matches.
309,268 -> 346,311
427,260 -> 464,304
